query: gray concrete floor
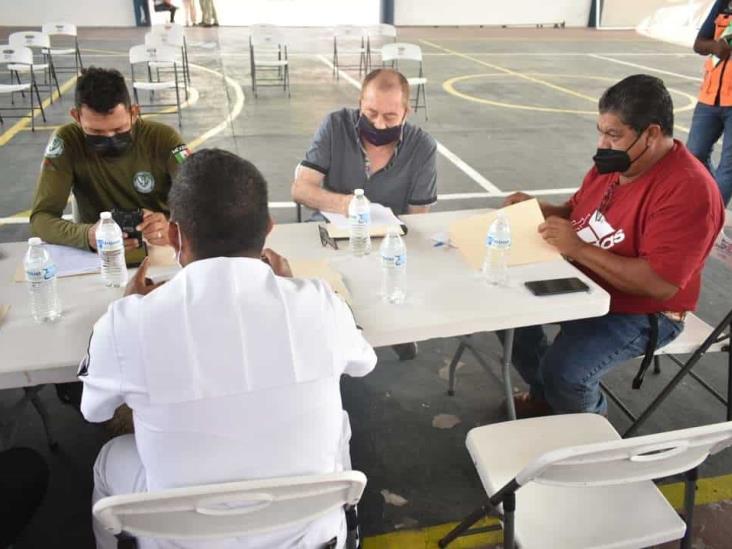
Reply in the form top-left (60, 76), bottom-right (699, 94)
top-left (0, 25), bottom-right (730, 548)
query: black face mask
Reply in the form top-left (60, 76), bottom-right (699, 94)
top-left (357, 114), bottom-right (403, 147)
top-left (592, 129), bottom-right (649, 174)
top-left (84, 130), bottom-right (133, 157)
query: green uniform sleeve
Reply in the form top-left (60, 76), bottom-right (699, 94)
top-left (30, 132), bottom-right (92, 250)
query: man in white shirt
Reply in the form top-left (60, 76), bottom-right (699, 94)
top-left (80, 149), bottom-right (377, 549)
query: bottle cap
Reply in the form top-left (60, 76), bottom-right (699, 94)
top-left (28, 237), bottom-right (42, 246)
top-left (100, 211), bottom-right (112, 220)
top-left (354, 189), bottom-right (364, 197)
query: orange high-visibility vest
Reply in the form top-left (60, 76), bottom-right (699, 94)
top-left (699, 13), bottom-right (732, 106)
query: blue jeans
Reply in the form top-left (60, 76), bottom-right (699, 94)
top-left (133, 0), bottom-right (151, 26)
top-left (510, 314), bottom-right (684, 415)
top-left (687, 102), bottom-right (732, 206)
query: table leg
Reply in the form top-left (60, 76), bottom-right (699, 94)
top-left (503, 329), bottom-right (516, 420)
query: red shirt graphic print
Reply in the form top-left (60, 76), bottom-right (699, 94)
top-left (568, 140), bottom-right (724, 314)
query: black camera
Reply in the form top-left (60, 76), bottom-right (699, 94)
top-left (111, 208), bottom-right (143, 242)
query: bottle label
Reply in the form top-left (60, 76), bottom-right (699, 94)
top-left (486, 234), bottom-right (511, 249)
top-left (97, 237), bottom-right (123, 251)
top-left (26, 264), bottom-right (57, 283)
top-left (25, 268), bottom-right (44, 283)
top-left (381, 253), bottom-right (406, 267)
top-left (350, 212), bottom-right (371, 225)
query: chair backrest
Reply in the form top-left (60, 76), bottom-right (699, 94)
top-left (0, 45), bottom-right (33, 66)
top-left (335, 25), bottom-right (368, 41)
top-left (9, 31), bottom-right (51, 50)
top-left (381, 42), bottom-right (423, 63)
top-left (93, 471), bottom-right (367, 540)
top-left (150, 23), bottom-right (184, 47)
top-left (129, 44), bottom-right (178, 65)
top-left (514, 419), bottom-right (732, 488)
top-left (250, 24), bottom-right (284, 48)
top-left (375, 24), bottom-right (397, 39)
top-left (711, 213), bottom-right (732, 271)
top-left (42, 22), bottom-right (77, 37)
top-left (145, 32), bottom-right (184, 52)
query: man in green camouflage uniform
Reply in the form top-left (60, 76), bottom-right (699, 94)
top-left (30, 67), bottom-right (190, 251)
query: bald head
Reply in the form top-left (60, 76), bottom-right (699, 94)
top-left (359, 69), bottom-right (410, 131)
top-left (360, 69), bottom-right (410, 110)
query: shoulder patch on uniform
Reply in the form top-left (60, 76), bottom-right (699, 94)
top-left (171, 143), bottom-right (191, 164)
top-left (44, 135), bottom-right (64, 158)
top-left (133, 171), bottom-right (156, 194)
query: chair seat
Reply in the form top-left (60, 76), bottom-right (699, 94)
top-left (148, 61), bottom-right (176, 69)
top-left (655, 313), bottom-right (727, 356)
top-left (0, 83), bottom-right (31, 93)
top-left (255, 60), bottom-right (288, 67)
top-left (407, 77), bottom-right (427, 86)
top-left (8, 63), bottom-right (49, 71)
top-left (133, 81), bottom-right (177, 91)
top-left (338, 48), bottom-right (366, 54)
top-left (46, 48), bottom-right (76, 55)
top-left (467, 414), bottom-right (686, 549)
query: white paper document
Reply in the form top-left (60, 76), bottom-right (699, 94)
top-left (321, 203), bottom-right (402, 229)
top-left (46, 245), bottom-right (100, 277)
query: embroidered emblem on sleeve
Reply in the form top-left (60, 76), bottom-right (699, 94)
top-left (44, 135), bottom-right (64, 158)
top-left (171, 144), bottom-right (191, 164)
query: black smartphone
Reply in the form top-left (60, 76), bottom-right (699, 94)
top-left (111, 208), bottom-right (143, 241)
top-left (525, 277), bottom-right (590, 296)
top-left (111, 208), bottom-right (147, 267)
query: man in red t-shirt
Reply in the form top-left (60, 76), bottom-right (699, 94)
top-left (505, 74), bottom-right (724, 417)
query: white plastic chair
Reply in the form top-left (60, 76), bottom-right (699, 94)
top-left (381, 42), bottom-right (427, 119)
top-left (332, 26), bottom-right (369, 80)
top-left (41, 22), bottom-right (83, 76)
top-left (129, 44), bottom-right (183, 128)
top-left (0, 45), bottom-right (46, 131)
top-left (366, 24), bottom-right (397, 70)
top-left (439, 414), bottom-right (732, 549)
top-left (149, 23), bottom-right (191, 86)
top-left (8, 31), bottom-right (61, 103)
top-left (145, 32), bottom-right (189, 100)
top-left (249, 25), bottom-right (290, 99)
top-left (93, 471), bottom-right (366, 545)
top-left (602, 220), bottom-right (732, 436)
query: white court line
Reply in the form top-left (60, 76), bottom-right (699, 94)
top-left (270, 201), bottom-right (298, 208)
top-left (1, 189), bottom-right (584, 224)
top-left (187, 63), bottom-right (245, 149)
top-left (419, 52), bottom-right (697, 57)
top-left (438, 188), bottom-right (578, 200)
top-left (180, 51), bottom-right (700, 59)
top-left (0, 214), bottom-right (73, 224)
top-left (314, 54), bottom-right (502, 195)
top-left (588, 54), bottom-right (701, 82)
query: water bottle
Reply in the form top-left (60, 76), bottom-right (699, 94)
top-left (96, 211), bottom-right (129, 287)
top-left (348, 189), bottom-right (372, 256)
top-left (481, 212), bottom-right (511, 286)
top-left (24, 237), bottom-right (61, 322)
top-left (380, 228), bottom-right (407, 304)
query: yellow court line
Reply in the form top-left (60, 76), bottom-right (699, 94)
top-left (19, 125), bottom-right (63, 132)
top-left (420, 39), bottom-right (597, 103)
top-left (0, 76), bottom-right (78, 147)
top-left (422, 39), bottom-right (692, 134)
top-left (363, 473), bottom-right (732, 548)
top-left (442, 73), bottom-right (697, 120)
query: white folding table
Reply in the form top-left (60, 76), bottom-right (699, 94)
top-left (0, 209), bottom-right (610, 419)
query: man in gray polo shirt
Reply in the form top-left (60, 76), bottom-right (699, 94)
top-left (292, 68), bottom-right (437, 216)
